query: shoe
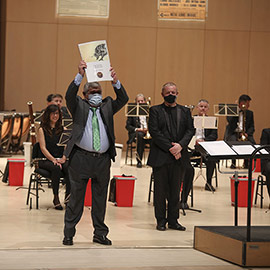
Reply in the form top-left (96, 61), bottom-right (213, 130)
top-left (156, 224), bottom-right (166, 231)
top-left (137, 162), bottom-right (142, 168)
top-left (93, 234), bottom-right (112, 245)
top-left (53, 196), bottom-right (63, 210)
top-left (53, 203), bottom-right (63, 210)
top-left (230, 164), bottom-right (236, 169)
top-left (63, 236), bottom-right (73, 245)
top-left (179, 202), bottom-right (189, 209)
top-left (168, 222), bottom-right (186, 231)
top-left (156, 220), bottom-right (167, 231)
top-left (205, 184), bottom-right (215, 192)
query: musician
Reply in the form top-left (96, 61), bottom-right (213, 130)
top-left (192, 99), bottom-right (218, 192)
top-left (62, 60), bottom-right (128, 246)
top-left (51, 94), bottom-right (72, 119)
top-left (224, 94), bottom-right (255, 169)
top-left (147, 82), bottom-right (194, 231)
top-left (37, 104), bottom-right (70, 210)
top-left (46, 94), bottom-right (54, 106)
top-left (125, 94), bottom-right (150, 168)
top-left (260, 128), bottom-right (270, 199)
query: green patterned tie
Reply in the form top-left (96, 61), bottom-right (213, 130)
top-left (91, 107), bottom-right (100, 151)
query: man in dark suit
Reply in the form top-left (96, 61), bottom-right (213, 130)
top-left (225, 94), bottom-right (255, 168)
top-left (191, 99), bottom-right (218, 192)
top-left (147, 82), bottom-right (194, 231)
top-left (62, 60), bottom-right (128, 246)
top-left (260, 128), bottom-right (270, 199)
top-left (125, 94), bottom-right (150, 168)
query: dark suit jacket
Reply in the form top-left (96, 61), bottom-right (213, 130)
top-left (147, 104), bottom-right (194, 168)
top-left (64, 80), bottom-right (128, 161)
top-left (125, 117), bottom-right (142, 143)
top-left (260, 128), bottom-right (270, 174)
top-left (225, 109), bottom-right (255, 143)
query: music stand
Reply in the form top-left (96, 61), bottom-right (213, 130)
top-left (57, 132), bottom-right (70, 147)
top-left (125, 103), bottom-right (149, 117)
top-left (214, 103), bottom-right (239, 116)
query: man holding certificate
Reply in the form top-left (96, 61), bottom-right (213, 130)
top-left (62, 60), bottom-right (128, 246)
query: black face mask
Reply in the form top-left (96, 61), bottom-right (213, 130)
top-left (164, 94), bottom-right (176, 104)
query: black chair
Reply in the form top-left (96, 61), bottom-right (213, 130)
top-left (26, 143), bottom-right (64, 209)
top-left (254, 174), bottom-right (268, 208)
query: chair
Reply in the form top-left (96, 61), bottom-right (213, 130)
top-left (254, 174), bottom-right (267, 208)
top-left (26, 143), bottom-right (64, 209)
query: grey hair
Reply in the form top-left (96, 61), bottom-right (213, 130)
top-left (162, 82), bottom-right (177, 93)
top-left (198, 99), bottom-right (209, 105)
top-left (135, 93), bottom-right (146, 102)
top-left (83, 82), bottom-right (101, 95)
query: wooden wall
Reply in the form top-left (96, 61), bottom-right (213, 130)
top-left (3, 0), bottom-right (270, 146)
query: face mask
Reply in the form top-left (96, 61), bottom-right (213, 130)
top-left (88, 93), bottom-right (102, 106)
top-left (164, 94), bottom-right (176, 104)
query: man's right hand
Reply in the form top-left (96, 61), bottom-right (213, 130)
top-left (79, 60), bottom-right (87, 76)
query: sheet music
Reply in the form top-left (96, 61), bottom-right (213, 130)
top-left (193, 116), bottom-right (217, 129)
top-left (199, 141), bottom-right (237, 156)
top-left (231, 145), bottom-right (256, 155)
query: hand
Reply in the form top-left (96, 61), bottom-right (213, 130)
top-left (79, 60), bottom-right (87, 76)
top-left (57, 156), bottom-right (66, 164)
top-left (169, 142), bottom-right (182, 157)
top-left (110, 66), bottom-right (118, 84)
top-left (174, 152), bottom-right (181, 160)
top-left (195, 138), bottom-right (204, 145)
top-left (136, 128), bottom-right (147, 134)
top-left (52, 158), bottom-right (62, 169)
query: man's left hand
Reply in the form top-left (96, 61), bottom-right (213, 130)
top-left (169, 142), bottom-right (182, 157)
top-left (110, 66), bottom-right (118, 84)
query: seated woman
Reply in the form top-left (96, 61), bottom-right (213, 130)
top-left (37, 104), bottom-right (70, 210)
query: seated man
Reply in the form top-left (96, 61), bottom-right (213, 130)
top-left (51, 94), bottom-right (72, 119)
top-left (260, 128), bottom-right (270, 201)
top-left (224, 94), bottom-right (255, 169)
top-left (191, 99), bottom-right (218, 192)
top-left (125, 94), bottom-right (150, 168)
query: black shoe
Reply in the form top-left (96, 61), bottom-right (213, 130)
top-left (156, 224), bottom-right (166, 231)
top-left (63, 236), bottom-right (73, 245)
top-left (205, 184), bottom-right (215, 192)
top-left (179, 202), bottom-right (189, 209)
top-left (168, 222), bottom-right (186, 231)
top-left (230, 164), bottom-right (236, 169)
top-left (93, 235), bottom-right (112, 245)
top-left (156, 220), bottom-right (167, 231)
top-left (137, 162), bottom-right (142, 168)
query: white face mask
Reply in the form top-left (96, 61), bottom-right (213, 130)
top-left (88, 93), bottom-right (102, 106)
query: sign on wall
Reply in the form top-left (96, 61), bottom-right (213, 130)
top-left (158, 0), bottom-right (207, 20)
top-left (57, 0), bottom-right (109, 18)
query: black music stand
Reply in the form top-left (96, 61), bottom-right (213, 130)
top-left (125, 103), bottom-right (149, 117)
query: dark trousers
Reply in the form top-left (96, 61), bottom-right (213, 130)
top-left (64, 148), bottom-right (111, 238)
top-left (204, 158), bottom-right (216, 186)
top-left (136, 132), bottom-right (151, 162)
top-left (153, 156), bottom-right (193, 224)
top-left (38, 160), bottom-right (70, 196)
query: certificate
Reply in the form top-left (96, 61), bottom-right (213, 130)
top-left (78, 40), bottom-right (112, 83)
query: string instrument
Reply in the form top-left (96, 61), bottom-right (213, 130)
top-left (27, 101), bottom-right (36, 145)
